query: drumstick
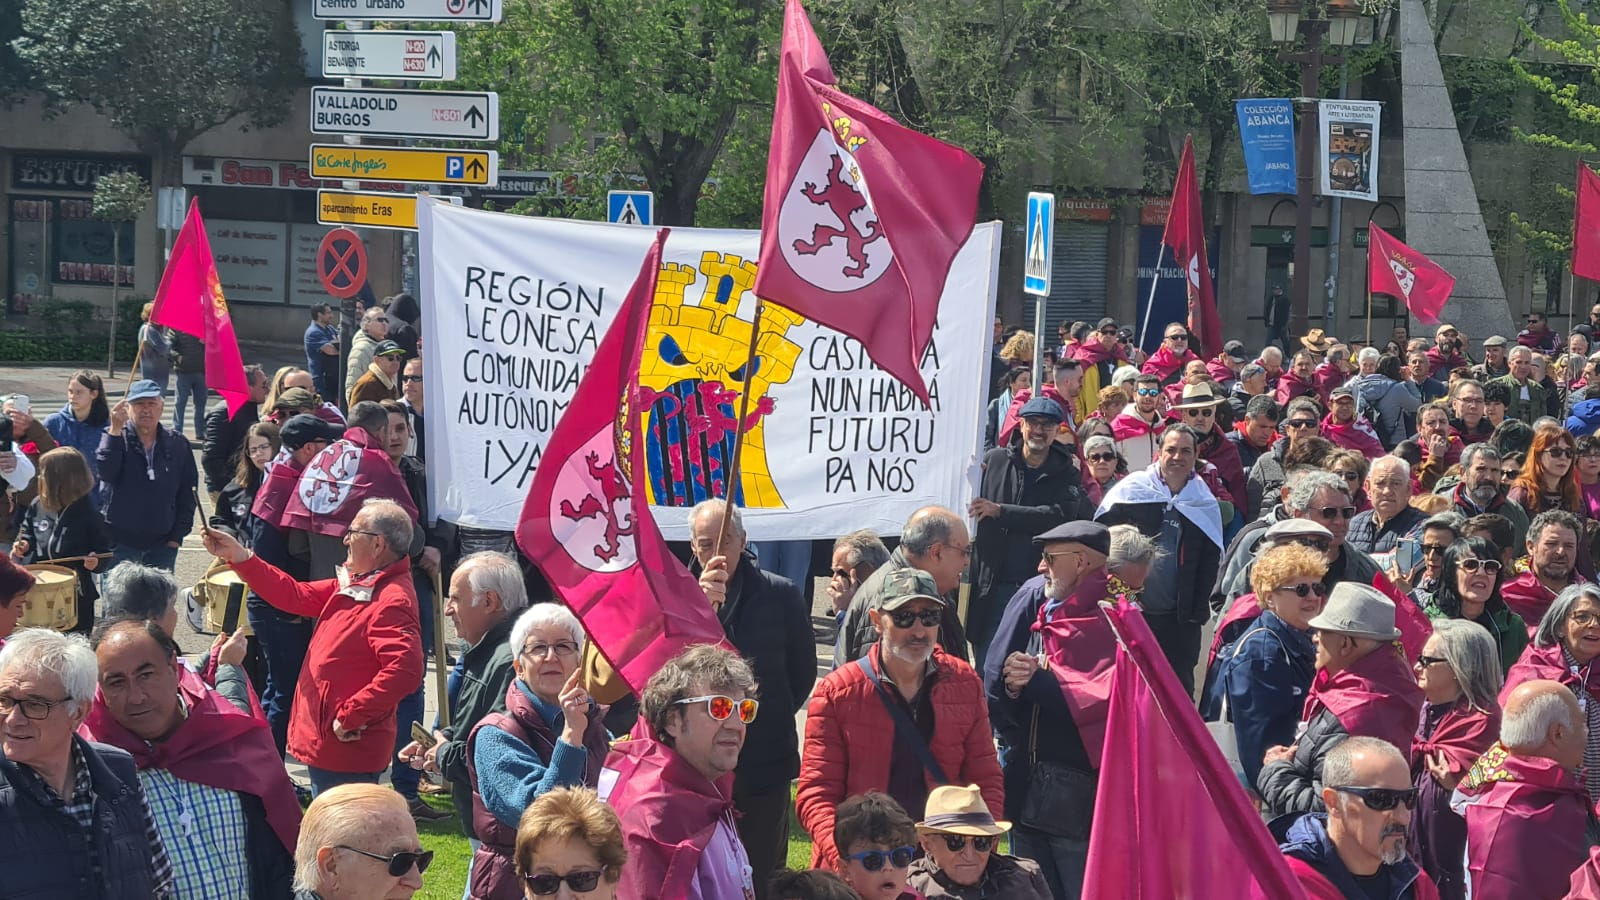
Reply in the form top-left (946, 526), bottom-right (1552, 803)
top-left (193, 487), bottom-right (212, 535)
top-left (31, 552), bottom-right (115, 566)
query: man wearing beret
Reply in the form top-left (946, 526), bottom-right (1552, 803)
top-left (967, 395), bottom-right (1088, 672)
top-left (982, 520), bottom-right (1114, 899)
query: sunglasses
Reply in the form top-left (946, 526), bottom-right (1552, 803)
top-left (1166, 334), bottom-right (1189, 342)
top-left (1336, 470), bottom-right (1361, 483)
top-left (1546, 446), bottom-right (1575, 459)
top-left (1416, 655), bottom-right (1448, 667)
top-left (674, 694), bottom-right (758, 723)
top-left (1284, 419), bottom-right (1317, 429)
top-left (1458, 557), bottom-right (1503, 574)
top-left (1291, 537), bottom-right (1333, 553)
top-left (888, 608), bottom-right (943, 628)
top-left (1277, 582), bottom-right (1329, 598)
top-left (400, 375), bottom-right (424, 383)
top-left (1421, 544), bottom-right (1449, 557)
top-left (1332, 786), bottom-right (1418, 811)
top-left (1183, 408), bottom-right (1215, 418)
top-left (1315, 506), bottom-right (1358, 520)
top-left (523, 870), bottom-right (605, 895)
top-left (336, 846), bottom-right (434, 877)
top-left (845, 846), bottom-right (917, 872)
top-left (1087, 452), bottom-right (1118, 463)
top-left (939, 834), bottom-right (998, 853)
top-left (1136, 388), bottom-right (1161, 397)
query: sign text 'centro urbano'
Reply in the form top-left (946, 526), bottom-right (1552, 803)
top-left (312, 0), bottom-right (503, 22)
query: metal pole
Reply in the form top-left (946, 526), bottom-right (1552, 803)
top-left (713, 301), bottom-right (766, 561)
top-left (1137, 243), bottom-right (1167, 350)
top-left (1325, 61), bottom-right (1349, 337)
top-left (1291, 17), bottom-right (1330, 339)
top-left (1031, 296), bottom-right (1047, 391)
top-left (431, 568), bottom-right (450, 728)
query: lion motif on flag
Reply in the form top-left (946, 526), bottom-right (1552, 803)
top-left (1388, 257), bottom-right (1415, 298)
top-left (549, 427), bottom-right (639, 573)
top-left (776, 124), bottom-right (894, 292)
top-left (296, 442), bottom-right (362, 515)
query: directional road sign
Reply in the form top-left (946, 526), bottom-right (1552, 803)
top-left (312, 0), bottom-right (502, 22)
top-left (311, 88), bottom-right (498, 141)
top-left (309, 144), bottom-right (499, 186)
top-left (1024, 192), bottom-right (1055, 297)
top-left (318, 190), bottom-right (463, 231)
top-left (322, 30), bottom-right (457, 81)
top-left (607, 190), bottom-right (653, 225)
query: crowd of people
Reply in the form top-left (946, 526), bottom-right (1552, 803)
top-left (10, 300), bottom-right (1600, 898)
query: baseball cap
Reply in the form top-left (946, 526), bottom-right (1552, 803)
top-left (125, 381), bottom-right (162, 402)
top-left (375, 340), bottom-right (406, 357)
top-left (1223, 340), bottom-right (1249, 362)
top-left (273, 387), bottom-right (316, 411)
top-left (280, 414), bottom-right (344, 450)
top-left (875, 568), bottom-right (946, 611)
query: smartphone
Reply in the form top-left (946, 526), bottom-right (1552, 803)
top-left (410, 721), bottom-right (436, 749)
top-left (1393, 537), bottom-right (1421, 577)
top-left (0, 417), bottom-right (11, 452)
top-left (222, 582), bottom-right (245, 635)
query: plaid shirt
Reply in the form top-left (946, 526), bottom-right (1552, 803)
top-left (27, 742), bottom-right (176, 898)
top-left (141, 769), bottom-right (250, 900)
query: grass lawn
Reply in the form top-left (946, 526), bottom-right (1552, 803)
top-left (413, 785), bottom-right (816, 899)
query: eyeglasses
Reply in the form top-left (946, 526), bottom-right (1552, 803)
top-left (335, 846), bottom-right (434, 877)
top-left (1087, 453), bottom-right (1118, 463)
top-left (939, 834), bottom-right (998, 853)
top-left (1456, 395), bottom-right (1484, 405)
top-left (1570, 611), bottom-right (1600, 628)
top-left (888, 608), bottom-right (944, 629)
top-left (1276, 582), bottom-right (1330, 598)
top-left (1458, 557), bottom-right (1503, 574)
top-left (346, 528), bottom-right (382, 539)
top-left (845, 846), bottom-right (916, 872)
top-left (1183, 408), bottom-right (1215, 418)
top-left (523, 870), bottom-right (605, 895)
top-left (1335, 470), bottom-right (1361, 483)
top-left (1166, 334), bottom-right (1189, 342)
top-left (1416, 655), bottom-right (1448, 667)
top-left (1291, 537), bottom-right (1333, 553)
top-left (1313, 506), bottom-right (1358, 520)
top-left (401, 375), bottom-right (424, 384)
top-left (1284, 419), bottom-right (1317, 430)
top-left (0, 694), bottom-right (70, 720)
top-left (830, 567), bottom-right (851, 578)
top-left (1331, 786), bottom-right (1418, 811)
top-left (1136, 388), bottom-right (1161, 397)
top-left (1099, 328), bottom-right (1118, 336)
top-left (521, 641), bottom-right (580, 659)
top-left (1546, 446), bottom-right (1575, 459)
top-left (943, 542), bottom-right (972, 559)
top-left (1421, 543), bottom-right (1449, 557)
top-left (674, 694), bottom-right (758, 723)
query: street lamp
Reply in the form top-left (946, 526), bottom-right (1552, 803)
top-left (1268, 0), bottom-right (1365, 338)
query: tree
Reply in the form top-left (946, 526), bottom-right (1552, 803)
top-left (14, 0), bottom-right (304, 185)
top-left (92, 172), bottom-right (151, 376)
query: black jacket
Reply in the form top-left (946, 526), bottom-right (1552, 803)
top-left (19, 496), bottom-right (112, 606)
top-left (168, 329), bottom-right (205, 375)
top-left (693, 551), bottom-right (817, 794)
top-left (1096, 498), bottom-right (1219, 624)
top-left (970, 441), bottom-right (1087, 602)
top-left (201, 401), bottom-right (259, 494)
top-left (1257, 705), bottom-right (1347, 815)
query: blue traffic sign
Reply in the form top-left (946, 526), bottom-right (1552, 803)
top-left (1024, 192), bottom-right (1054, 296)
top-left (446, 156), bottom-right (465, 179)
top-left (608, 190), bottom-right (653, 226)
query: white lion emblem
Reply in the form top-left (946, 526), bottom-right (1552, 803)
top-left (1388, 259), bottom-right (1415, 298)
top-left (296, 443), bottom-right (362, 516)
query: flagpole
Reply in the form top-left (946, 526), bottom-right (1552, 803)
top-left (1137, 244), bottom-right (1166, 351)
top-left (714, 300), bottom-right (767, 560)
top-left (1365, 240), bottom-right (1373, 346)
top-left (431, 568), bottom-right (450, 729)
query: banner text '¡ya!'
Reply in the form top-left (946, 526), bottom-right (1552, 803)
top-left (463, 268), bottom-right (605, 314)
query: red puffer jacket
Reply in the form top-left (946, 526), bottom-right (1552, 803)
top-left (235, 554), bottom-right (423, 773)
top-left (797, 644), bottom-right (1003, 869)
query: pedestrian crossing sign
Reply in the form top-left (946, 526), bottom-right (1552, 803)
top-left (608, 190), bottom-right (653, 226)
top-left (1024, 192), bottom-right (1054, 296)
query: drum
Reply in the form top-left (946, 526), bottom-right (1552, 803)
top-left (20, 565), bottom-right (78, 632)
top-left (198, 565), bottom-right (254, 637)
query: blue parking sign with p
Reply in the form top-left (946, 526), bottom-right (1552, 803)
top-left (446, 156), bottom-right (464, 179)
top-left (1024, 192), bottom-right (1054, 297)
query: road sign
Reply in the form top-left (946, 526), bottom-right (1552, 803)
top-left (312, 0), bottom-right (502, 22)
top-left (311, 88), bottom-right (498, 141)
top-left (309, 144), bottom-right (498, 186)
top-left (322, 30), bottom-right (457, 81)
top-left (318, 190), bottom-right (462, 231)
top-left (1024, 192), bottom-right (1055, 296)
top-left (317, 228), bottom-right (369, 299)
top-left (607, 190), bottom-right (653, 225)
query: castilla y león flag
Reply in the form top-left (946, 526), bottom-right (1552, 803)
top-left (1574, 163), bottom-right (1600, 282)
top-left (1084, 601), bottom-right (1308, 899)
top-left (1162, 135), bottom-right (1222, 357)
top-left (516, 228), bottom-right (729, 693)
top-left (150, 199), bottom-right (250, 415)
top-left (1368, 223), bottom-right (1454, 326)
top-left (754, 0), bottom-right (983, 404)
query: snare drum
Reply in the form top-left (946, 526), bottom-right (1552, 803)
top-left (198, 565), bottom-right (254, 637)
top-left (20, 565), bottom-right (78, 632)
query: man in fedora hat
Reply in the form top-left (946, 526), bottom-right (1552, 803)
top-left (982, 520), bottom-right (1113, 900)
top-left (1426, 324), bottom-right (1470, 378)
top-left (1171, 382), bottom-right (1246, 515)
top-left (1258, 583), bottom-right (1425, 816)
top-left (1320, 385), bottom-right (1385, 459)
top-left (1301, 328), bottom-right (1332, 356)
top-left (1276, 350), bottom-right (1320, 406)
top-left (907, 784), bottom-right (1051, 900)
top-left (967, 396), bottom-right (1087, 671)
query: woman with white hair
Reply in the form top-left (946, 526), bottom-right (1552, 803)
top-left (0, 628), bottom-right (176, 898)
top-left (1408, 618), bottom-right (1503, 900)
top-left (1504, 583), bottom-right (1600, 802)
top-left (1081, 434), bottom-right (1125, 506)
top-left (464, 603), bottom-right (613, 899)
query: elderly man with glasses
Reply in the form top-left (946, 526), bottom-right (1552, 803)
top-left (1348, 457), bottom-right (1426, 558)
top-left (344, 306), bottom-right (391, 402)
top-left (1141, 323), bottom-right (1200, 385)
top-left (293, 783), bottom-right (429, 899)
top-left (0, 628), bottom-right (176, 898)
top-left (202, 498), bottom-right (423, 797)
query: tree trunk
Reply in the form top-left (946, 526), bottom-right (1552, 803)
top-left (108, 228), bottom-right (120, 377)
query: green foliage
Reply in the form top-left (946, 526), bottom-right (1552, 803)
top-left (0, 295), bottom-right (141, 362)
top-left (93, 172), bottom-right (153, 224)
top-left (14, 0), bottom-right (304, 183)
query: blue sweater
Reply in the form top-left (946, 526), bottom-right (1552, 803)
top-left (472, 682), bottom-right (590, 828)
top-left (94, 425), bottom-right (198, 548)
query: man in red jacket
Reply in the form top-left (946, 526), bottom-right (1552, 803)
top-left (798, 567), bottom-right (1003, 871)
top-left (202, 497), bottom-right (423, 796)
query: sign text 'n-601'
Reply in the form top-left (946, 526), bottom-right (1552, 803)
top-left (312, 0), bottom-right (502, 22)
top-left (322, 30), bottom-right (457, 81)
top-left (309, 144), bottom-right (498, 186)
top-left (310, 87), bottom-right (498, 142)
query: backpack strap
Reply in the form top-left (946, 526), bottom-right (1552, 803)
top-left (855, 656), bottom-right (949, 785)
